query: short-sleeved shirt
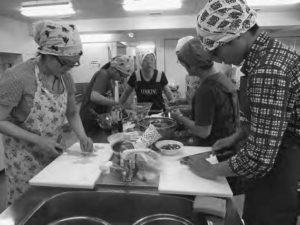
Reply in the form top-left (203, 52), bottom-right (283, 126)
top-left (192, 73), bottom-right (236, 146)
top-left (80, 63), bottom-right (113, 115)
top-left (128, 69), bottom-right (168, 111)
top-left (79, 63), bottom-right (114, 131)
top-left (0, 58), bottom-right (75, 124)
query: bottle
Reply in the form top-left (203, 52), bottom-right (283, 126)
top-left (117, 108), bottom-right (123, 132)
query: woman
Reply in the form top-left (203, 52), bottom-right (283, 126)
top-left (0, 20), bottom-right (93, 205)
top-left (120, 51), bottom-right (174, 113)
top-left (172, 37), bottom-right (246, 194)
top-left (173, 37), bottom-right (240, 147)
top-left (80, 55), bottom-right (134, 133)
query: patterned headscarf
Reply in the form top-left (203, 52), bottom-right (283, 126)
top-left (177, 37), bottom-right (213, 69)
top-left (196, 0), bottom-right (257, 51)
top-left (176, 36), bottom-right (194, 53)
top-left (33, 20), bottom-right (82, 56)
top-left (111, 55), bottom-right (134, 76)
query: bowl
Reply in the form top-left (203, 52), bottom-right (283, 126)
top-left (136, 102), bottom-right (152, 120)
top-left (137, 117), bottom-right (177, 139)
top-left (155, 140), bottom-right (183, 156)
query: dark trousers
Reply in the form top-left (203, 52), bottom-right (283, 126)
top-left (243, 133), bottom-right (300, 225)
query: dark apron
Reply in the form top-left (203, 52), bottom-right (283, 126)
top-left (135, 70), bottom-right (165, 112)
top-left (240, 76), bottom-right (300, 225)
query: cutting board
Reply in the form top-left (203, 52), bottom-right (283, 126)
top-left (158, 146), bottom-right (233, 198)
top-left (29, 143), bottom-right (113, 189)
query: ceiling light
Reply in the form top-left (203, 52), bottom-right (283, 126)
top-left (247, 0), bottom-right (300, 6)
top-left (123, 0), bottom-right (182, 11)
top-left (80, 34), bottom-right (113, 43)
top-left (20, 0), bottom-right (75, 17)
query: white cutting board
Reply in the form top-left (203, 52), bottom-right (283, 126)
top-left (29, 143), bottom-right (113, 189)
top-left (159, 146), bottom-right (233, 198)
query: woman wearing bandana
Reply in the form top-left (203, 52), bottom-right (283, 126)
top-left (0, 20), bottom-right (93, 205)
top-left (80, 56), bottom-right (134, 133)
top-left (194, 1), bottom-right (300, 224)
top-left (120, 51), bottom-right (174, 113)
top-left (174, 36), bottom-right (246, 195)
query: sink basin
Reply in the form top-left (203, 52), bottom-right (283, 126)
top-left (20, 191), bottom-right (208, 225)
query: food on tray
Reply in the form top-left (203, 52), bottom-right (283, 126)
top-left (160, 144), bottom-right (181, 150)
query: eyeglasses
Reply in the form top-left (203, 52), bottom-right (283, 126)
top-left (54, 56), bottom-right (80, 68)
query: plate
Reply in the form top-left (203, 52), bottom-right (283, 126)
top-left (155, 140), bottom-right (183, 156)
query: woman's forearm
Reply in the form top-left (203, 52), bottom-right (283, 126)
top-left (0, 121), bottom-right (41, 144)
top-left (90, 91), bottom-right (117, 106)
top-left (163, 85), bottom-right (175, 102)
top-left (178, 116), bottom-right (210, 138)
top-left (67, 111), bottom-right (88, 140)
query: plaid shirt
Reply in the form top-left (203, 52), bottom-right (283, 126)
top-left (229, 32), bottom-right (300, 178)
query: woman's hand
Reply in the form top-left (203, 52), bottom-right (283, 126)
top-left (35, 136), bottom-right (64, 155)
top-left (184, 152), bottom-right (217, 179)
top-left (79, 136), bottom-right (94, 154)
top-left (170, 109), bottom-right (183, 122)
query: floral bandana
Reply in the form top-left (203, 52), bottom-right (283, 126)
top-left (111, 55), bottom-right (134, 76)
top-left (33, 20), bottom-right (83, 56)
top-left (196, 0), bottom-right (257, 51)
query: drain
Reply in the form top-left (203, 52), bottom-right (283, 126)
top-left (47, 216), bottom-right (112, 225)
top-left (132, 214), bottom-right (194, 225)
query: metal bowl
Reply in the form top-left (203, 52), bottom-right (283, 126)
top-left (137, 117), bottom-right (177, 139)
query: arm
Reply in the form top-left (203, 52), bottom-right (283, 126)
top-left (65, 75), bottom-right (93, 153)
top-left (0, 106), bottom-right (45, 145)
top-left (90, 91), bottom-right (118, 106)
top-left (119, 85), bottom-right (134, 105)
top-left (229, 66), bottom-right (291, 178)
top-left (172, 112), bottom-right (211, 138)
top-left (0, 72), bottom-right (64, 153)
top-left (163, 85), bottom-right (175, 102)
top-left (89, 70), bottom-right (118, 106)
top-left (173, 85), bottom-right (214, 138)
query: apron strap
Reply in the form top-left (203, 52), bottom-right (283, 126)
top-left (156, 70), bottom-right (162, 82)
top-left (135, 70), bottom-right (141, 81)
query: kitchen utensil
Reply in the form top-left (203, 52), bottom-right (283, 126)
top-left (136, 102), bottom-right (152, 120)
top-left (137, 117), bottom-right (177, 139)
top-left (97, 113), bottom-right (112, 130)
top-left (155, 140), bottom-right (183, 156)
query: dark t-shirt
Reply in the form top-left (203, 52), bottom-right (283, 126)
top-left (192, 73), bottom-right (236, 146)
top-left (128, 69), bottom-right (168, 111)
top-left (80, 63), bottom-right (113, 131)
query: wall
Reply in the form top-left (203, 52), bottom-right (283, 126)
top-left (0, 16), bottom-right (36, 60)
top-left (71, 42), bottom-right (116, 83)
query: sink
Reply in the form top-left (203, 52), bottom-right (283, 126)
top-left (20, 191), bottom-right (208, 225)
